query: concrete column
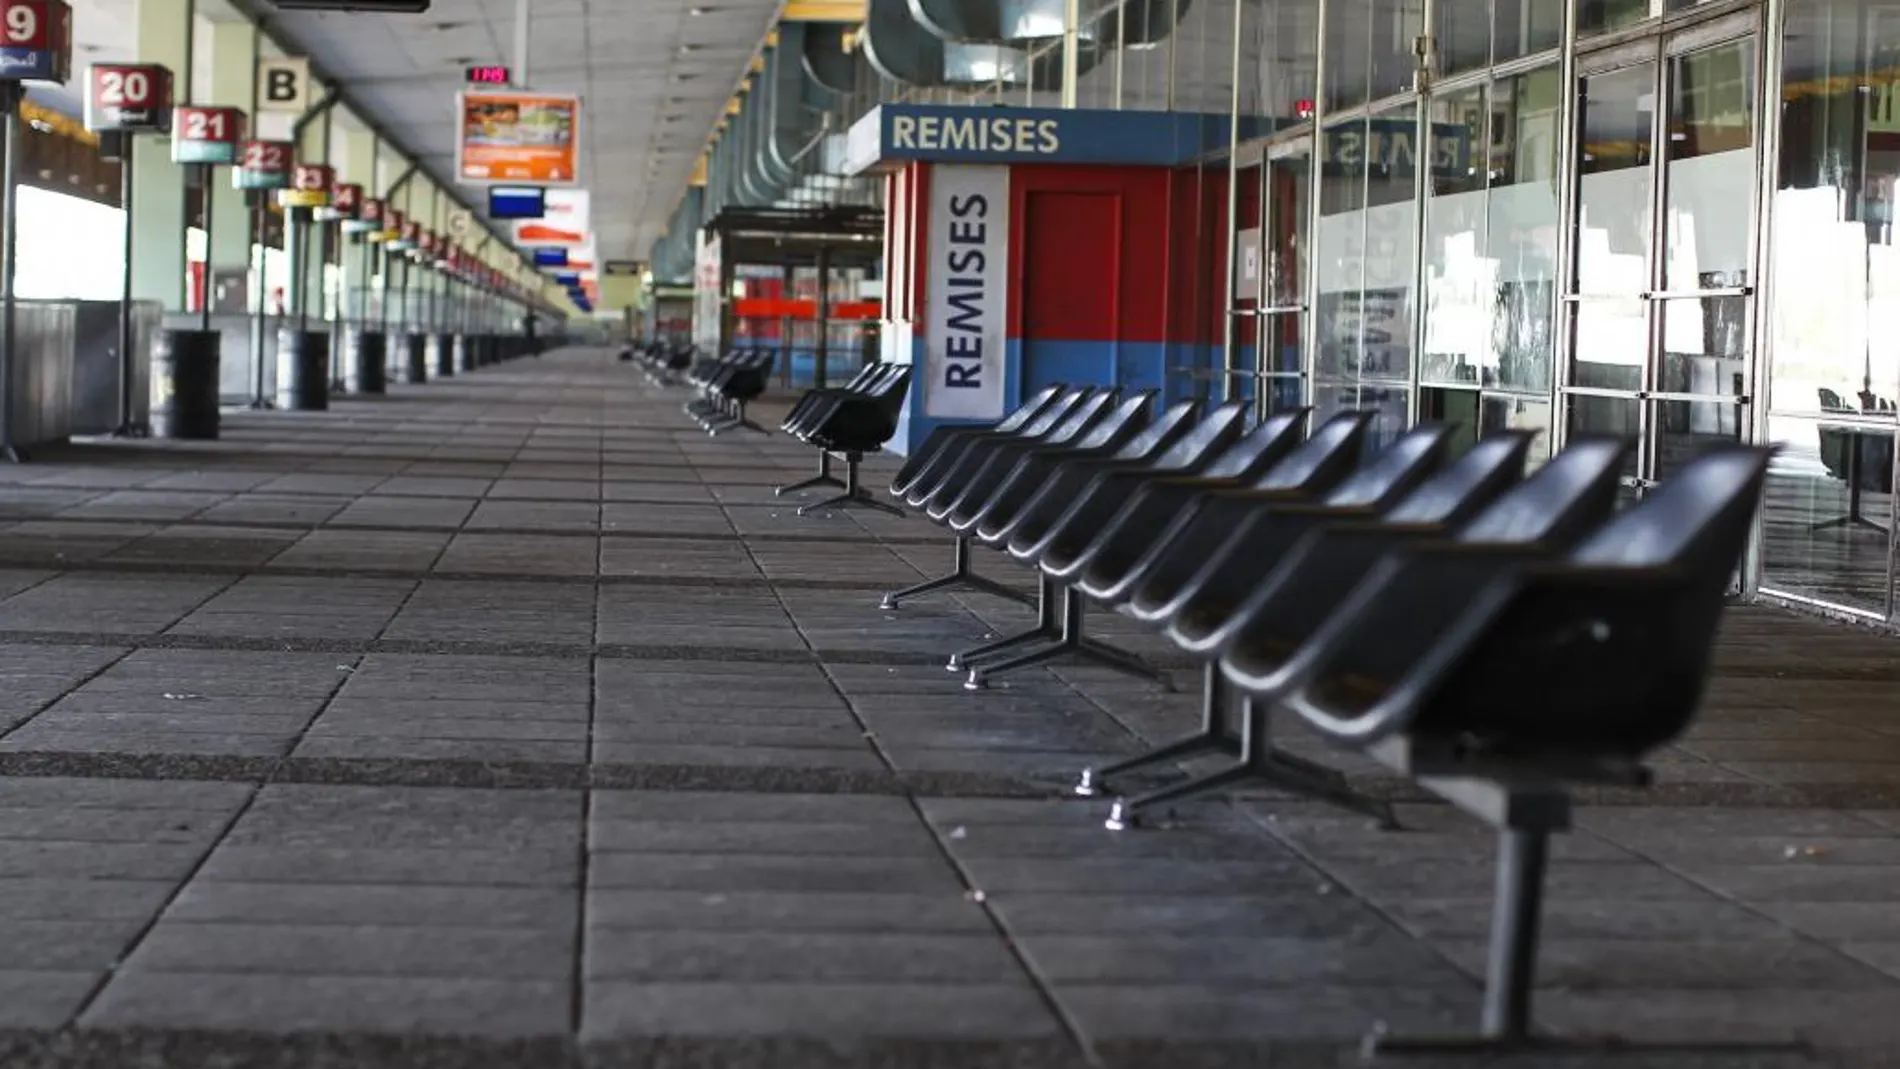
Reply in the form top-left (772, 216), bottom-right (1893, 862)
top-left (335, 124), bottom-right (376, 324)
top-left (295, 92), bottom-right (327, 323)
top-left (201, 21), bottom-right (255, 300)
top-left (129, 0), bottom-right (192, 310)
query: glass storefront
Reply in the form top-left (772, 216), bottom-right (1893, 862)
top-left (1219, 0), bottom-right (1900, 624)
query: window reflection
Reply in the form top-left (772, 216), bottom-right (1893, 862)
top-left (1573, 62), bottom-right (1655, 393)
top-left (1317, 105), bottom-right (1416, 386)
top-left (1579, 0), bottom-right (1655, 38)
top-left (1761, 417), bottom-right (1892, 616)
top-left (1323, 0), bottom-right (1425, 110)
top-left (1763, 0), bottom-right (1900, 615)
top-left (1423, 68), bottom-right (1560, 393)
top-left (1237, 0), bottom-right (1321, 123)
top-left (1437, 0), bottom-right (1562, 75)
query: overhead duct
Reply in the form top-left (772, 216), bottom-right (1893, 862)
top-left (865, 0), bottom-right (1187, 88)
top-left (802, 23), bottom-right (857, 97)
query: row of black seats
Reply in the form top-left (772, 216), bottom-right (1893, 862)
top-left (771, 363), bottom-right (915, 516)
top-left (878, 383), bottom-right (1771, 1052)
top-left (627, 340), bottom-right (697, 386)
top-left (675, 351), bottom-right (774, 436)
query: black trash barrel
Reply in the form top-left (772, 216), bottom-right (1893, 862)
top-left (404, 333), bottom-right (429, 384)
top-left (348, 329), bottom-right (388, 395)
top-left (432, 332), bottom-right (455, 377)
top-left (152, 328), bottom-right (221, 439)
top-left (276, 329), bottom-right (330, 411)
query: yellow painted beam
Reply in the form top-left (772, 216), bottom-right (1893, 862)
top-left (690, 155), bottom-right (708, 187)
top-left (781, 0), bottom-right (866, 21)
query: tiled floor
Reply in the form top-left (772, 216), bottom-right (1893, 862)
top-left (0, 347), bottom-right (1891, 1066)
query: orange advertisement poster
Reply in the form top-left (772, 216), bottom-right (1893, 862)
top-left (457, 91), bottom-right (580, 185)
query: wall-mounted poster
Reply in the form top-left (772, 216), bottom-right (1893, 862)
top-left (456, 90), bottom-right (580, 185)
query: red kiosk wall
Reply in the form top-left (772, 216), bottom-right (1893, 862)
top-left (1006, 164), bottom-right (1229, 405)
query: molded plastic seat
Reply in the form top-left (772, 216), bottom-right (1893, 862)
top-left (918, 391), bottom-right (1120, 517)
top-left (974, 400), bottom-right (1231, 546)
top-left (1168, 431), bottom-right (1537, 655)
top-left (902, 388), bottom-right (1098, 508)
top-left (890, 384), bottom-right (1068, 497)
top-left (807, 366), bottom-right (913, 449)
top-left (1209, 436), bottom-right (1630, 696)
top-left (791, 364), bottom-right (909, 438)
top-left (1020, 407), bottom-right (1309, 571)
top-left (783, 364), bottom-right (888, 434)
top-left (1122, 424), bottom-right (1457, 627)
top-left (941, 392), bottom-right (1159, 532)
top-left (1069, 412), bottom-right (1372, 605)
top-left (1276, 443), bottom-right (1771, 758)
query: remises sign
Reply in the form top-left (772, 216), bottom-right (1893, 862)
top-left (171, 106), bottom-right (243, 165)
top-left (922, 165), bottom-right (1007, 422)
top-left (83, 63), bottom-right (171, 133)
top-left (847, 104), bottom-right (1255, 174)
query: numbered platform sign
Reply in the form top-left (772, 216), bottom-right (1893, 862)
top-left (83, 63), bottom-right (171, 133)
top-left (329, 183), bottom-right (367, 227)
top-left (171, 106), bottom-right (243, 165)
top-left (357, 196), bottom-right (386, 237)
top-left (233, 140), bottom-right (293, 190)
top-left (0, 0), bottom-right (71, 84)
top-left (279, 163), bottom-right (332, 209)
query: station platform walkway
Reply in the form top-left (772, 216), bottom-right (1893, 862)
top-left (0, 347), bottom-right (1895, 1067)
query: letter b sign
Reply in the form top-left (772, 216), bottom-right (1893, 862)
top-left (256, 56), bottom-right (308, 112)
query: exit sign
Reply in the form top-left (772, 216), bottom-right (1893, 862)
top-left (465, 65), bottom-right (510, 85)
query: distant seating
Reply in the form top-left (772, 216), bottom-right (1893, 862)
top-left (686, 351), bottom-right (774, 435)
top-left (636, 341), bottom-right (696, 386)
top-left (776, 362), bottom-right (912, 516)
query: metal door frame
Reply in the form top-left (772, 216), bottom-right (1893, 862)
top-left (1554, 8), bottom-right (1762, 496)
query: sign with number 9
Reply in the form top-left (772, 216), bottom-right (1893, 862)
top-left (0, 0), bottom-right (70, 84)
top-left (84, 63), bottom-right (172, 133)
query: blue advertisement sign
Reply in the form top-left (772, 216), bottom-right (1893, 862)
top-left (846, 105), bottom-right (1268, 173)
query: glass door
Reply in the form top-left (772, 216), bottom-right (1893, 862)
top-left (1256, 137), bottom-right (1312, 418)
top-left (1561, 12), bottom-right (1759, 499)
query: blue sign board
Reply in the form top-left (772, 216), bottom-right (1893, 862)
top-left (846, 105), bottom-right (1269, 174)
top-left (533, 248), bottom-right (568, 268)
top-left (0, 48), bottom-right (59, 82)
top-left (553, 271), bottom-right (580, 286)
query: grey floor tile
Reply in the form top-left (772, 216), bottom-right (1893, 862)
top-left (581, 981), bottom-right (1059, 1040)
top-left (84, 971), bottom-right (570, 1035)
